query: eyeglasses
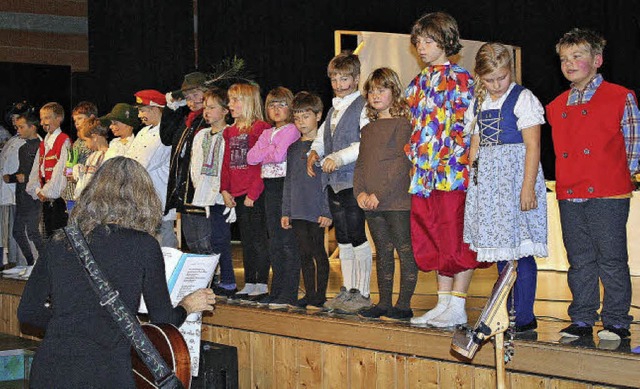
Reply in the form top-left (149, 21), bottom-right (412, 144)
top-left (267, 102), bottom-right (288, 110)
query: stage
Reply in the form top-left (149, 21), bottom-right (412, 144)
top-left (1, 244), bottom-right (639, 388)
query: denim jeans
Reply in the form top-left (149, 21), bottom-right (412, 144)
top-left (327, 187), bottom-right (367, 246)
top-left (209, 204), bottom-right (235, 286)
top-left (264, 178), bottom-right (299, 303)
top-left (559, 198), bottom-right (632, 327)
top-left (235, 194), bottom-right (270, 284)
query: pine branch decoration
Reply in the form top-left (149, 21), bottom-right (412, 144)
top-left (204, 56), bottom-right (253, 87)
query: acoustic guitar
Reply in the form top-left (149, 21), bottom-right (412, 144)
top-left (131, 323), bottom-right (192, 389)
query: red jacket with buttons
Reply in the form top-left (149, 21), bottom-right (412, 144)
top-left (547, 81), bottom-right (634, 200)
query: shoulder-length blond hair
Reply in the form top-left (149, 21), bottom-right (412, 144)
top-left (363, 67), bottom-right (409, 121)
top-left (228, 83), bottom-right (264, 130)
top-left (473, 42), bottom-right (514, 115)
top-left (68, 156), bottom-right (162, 237)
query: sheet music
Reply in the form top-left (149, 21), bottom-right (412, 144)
top-left (139, 247), bottom-right (220, 376)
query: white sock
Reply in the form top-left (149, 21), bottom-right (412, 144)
top-left (411, 292), bottom-right (452, 324)
top-left (249, 283), bottom-right (268, 295)
top-left (238, 283), bottom-right (255, 294)
top-left (353, 241), bottom-right (372, 297)
top-left (338, 243), bottom-right (355, 290)
top-left (428, 295), bottom-right (467, 327)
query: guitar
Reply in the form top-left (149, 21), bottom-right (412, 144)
top-left (131, 323), bottom-right (192, 389)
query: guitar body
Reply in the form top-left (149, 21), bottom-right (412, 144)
top-left (131, 323), bottom-right (191, 389)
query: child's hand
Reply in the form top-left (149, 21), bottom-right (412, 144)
top-left (317, 216), bottom-right (332, 228)
top-left (281, 216), bottom-right (291, 229)
top-left (520, 186), bottom-right (537, 211)
top-left (2, 175), bottom-right (9, 183)
top-left (357, 192), bottom-right (369, 209)
top-left (307, 151), bottom-right (319, 177)
top-left (16, 174), bottom-right (25, 183)
top-left (367, 193), bottom-right (380, 210)
top-left (244, 196), bottom-right (254, 207)
top-left (321, 158), bottom-right (337, 173)
top-left (221, 191), bottom-right (236, 208)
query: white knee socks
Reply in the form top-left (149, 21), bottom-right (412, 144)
top-left (353, 241), bottom-right (372, 297)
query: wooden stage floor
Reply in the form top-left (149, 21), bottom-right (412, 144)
top-left (226, 243), bottom-right (640, 355)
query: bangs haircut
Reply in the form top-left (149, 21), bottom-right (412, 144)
top-left (410, 12), bottom-right (463, 57)
top-left (204, 87), bottom-right (230, 120)
top-left (67, 157), bottom-right (162, 238)
top-left (291, 91), bottom-right (323, 114)
top-left (363, 67), bottom-right (409, 121)
top-left (327, 51), bottom-right (361, 78)
top-left (228, 83), bottom-right (264, 130)
top-left (41, 102), bottom-right (65, 121)
top-left (72, 101), bottom-right (98, 117)
top-left (265, 87), bottom-right (294, 125)
top-left (555, 28), bottom-right (606, 56)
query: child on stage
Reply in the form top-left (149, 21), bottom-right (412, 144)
top-left (547, 28), bottom-right (640, 341)
top-left (354, 68), bottom-right (418, 320)
top-left (221, 83), bottom-right (271, 302)
top-left (463, 42), bottom-right (548, 333)
top-left (307, 52), bottom-right (372, 314)
top-left (247, 87), bottom-right (301, 308)
top-left (282, 92), bottom-right (332, 309)
top-left (405, 12), bottom-right (490, 327)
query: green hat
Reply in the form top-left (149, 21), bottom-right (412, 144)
top-left (99, 103), bottom-right (140, 128)
top-left (171, 72), bottom-right (207, 99)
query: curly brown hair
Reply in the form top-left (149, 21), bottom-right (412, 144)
top-left (67, 157), bottom-right (162, 238)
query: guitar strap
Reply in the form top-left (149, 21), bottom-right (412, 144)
top-left (64, 225), bottom-right (185, 389)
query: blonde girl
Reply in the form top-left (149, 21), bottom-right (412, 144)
top-left (463, 42), bottom-right (547, 332)
top-left (354, 67), bottom-right (418, 319)
top-left (220, 83), bottom-right (272, 301)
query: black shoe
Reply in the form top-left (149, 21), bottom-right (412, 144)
top-left (254, 295), bottom-right (274, 306)
top-left (559, 322), bottom-right (593, 338)
top-left (212, 284), bottom-right (238, 298)
top-left (514, 317), bottom-right (538, 333)
top-left (358, 305), bottom-right (389, 318)
top-left (296, 297), bottom-right (309, 308)
top-left (598, 325), bottom-right (631, 341)
top-left (385, 307), bottom-right (413, 320)
top-left (247, 293), bottom-right (269, 302)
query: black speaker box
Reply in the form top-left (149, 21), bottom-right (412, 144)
top-left (190, 341), bottom-right (238, 389)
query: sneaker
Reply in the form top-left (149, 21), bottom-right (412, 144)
top-left (559, 322), bottom-right (592, 338)
top-left (358, 305), bottom-right (389, 319)
top-left (230, 283), bottom-right (255, 300)
top-left (2, 265), bottom-right (28, 275)
top-left (514, 317), bottom-right (538, 333)
top-left (324, 287), bottom-right (348, 310)
top-left (269, 300), bottom-right (294, 310)
top-left (336, 289), bottom-right (372, 314)
top-left (385, 307), bottom-right (413, 320)
top-left (597, 325), bottom-right (631, 341)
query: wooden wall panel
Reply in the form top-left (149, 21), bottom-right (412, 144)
top-left (375, 352), bottom-right (398, 389)
top-left (298, 339), bottom-right (322, 389)
top-left (228, 329), bottom-right (251, 389)
top-left (511, 374), bottom-right (548, 388)
top-left (439, 362), bottom-right (474, 389)
top-left (473, 367), bottom-right (497, 389)
top-left (348, 347), bottom-right (376, 389)
top-left (406, 356), bottom-right (438, 388)
top-left (321, 343), bottom-right (348, 389)
top-left (250, 332), bottom-right (274, 389)
top-left (549, 380), bottom-right (591, 389)
top-left (0, 30), bottom-right (87, 51)
top-left (273, 336), bottom-right (298, 389)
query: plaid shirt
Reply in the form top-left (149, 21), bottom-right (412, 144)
top-left (567, 74), bottom-right (640, 173)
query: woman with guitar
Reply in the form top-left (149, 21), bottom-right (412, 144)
top-left (18, 157), bottom-right (216, 388)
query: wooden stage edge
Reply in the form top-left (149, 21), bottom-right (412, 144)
top-left (2, 278), bottom-right (638, 388)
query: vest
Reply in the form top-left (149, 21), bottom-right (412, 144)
top-left (39, 132), bottom-right (70, 186)
top-left (546, 81), bottom-right (635, 200)
top-left (322, 95), bottom-right (366, 192)
top-left (476, 84), bottom-right (524, 147)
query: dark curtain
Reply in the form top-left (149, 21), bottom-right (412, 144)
top-left (72, 0), bottom-right (195, 115)
top-left (198, 0), bottom-right (640, 178)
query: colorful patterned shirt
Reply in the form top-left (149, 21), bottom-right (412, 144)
top-left (405, 63), bottom-right (474, 197)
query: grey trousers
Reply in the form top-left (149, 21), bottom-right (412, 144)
top-left (558, 198), bottom-right (632, 327)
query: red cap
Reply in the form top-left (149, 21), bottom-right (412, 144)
top-left (134, 90), bottom-right (166, 107)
